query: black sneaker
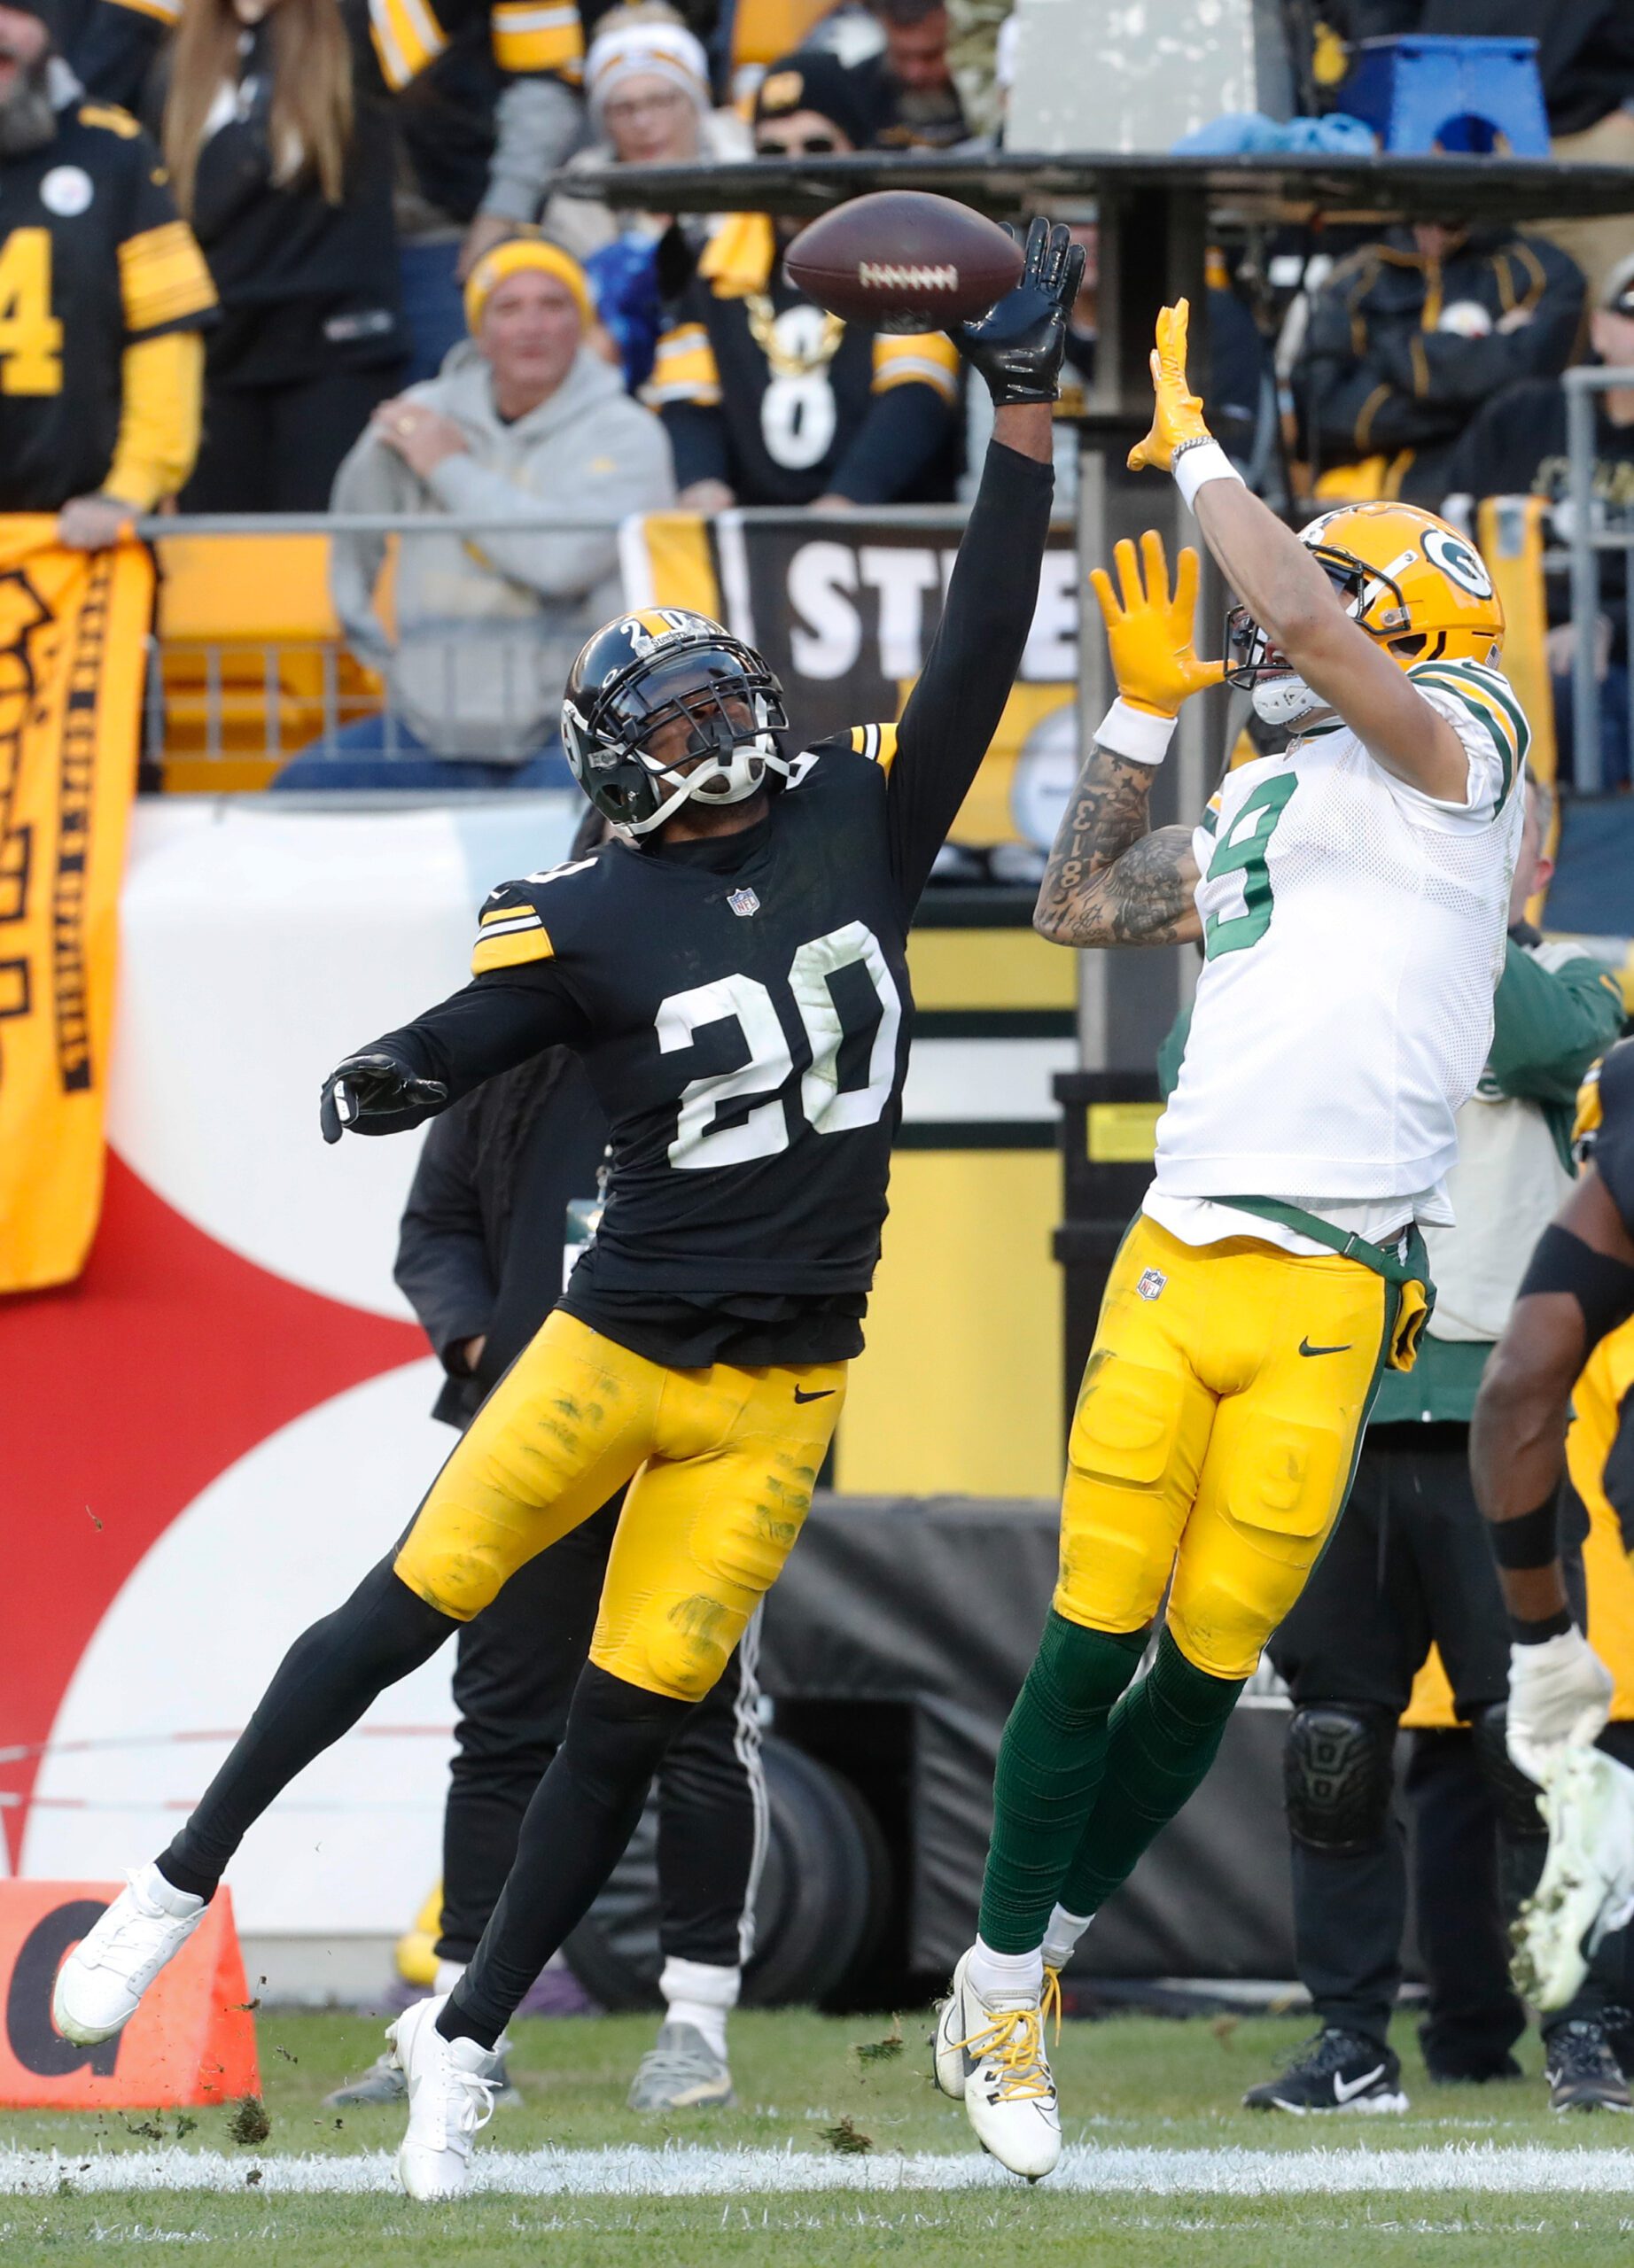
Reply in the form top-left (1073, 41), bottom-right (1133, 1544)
top-left (1545, 2020), bottom-right (1632, 2113)
top-left (1242, 2027), bottom-right (1408, 2114)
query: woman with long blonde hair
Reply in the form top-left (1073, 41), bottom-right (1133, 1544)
top-left (163, 0), bottom-right (404, 509)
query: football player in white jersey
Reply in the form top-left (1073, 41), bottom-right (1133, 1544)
top-left (934, 301), bottom-right (1528, 2180)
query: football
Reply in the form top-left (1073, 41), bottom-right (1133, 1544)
top-left (783, 190), bottom-right (1023, 333)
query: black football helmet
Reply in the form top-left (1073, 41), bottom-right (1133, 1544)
top-left (561, 609), bottom-right (790, 837)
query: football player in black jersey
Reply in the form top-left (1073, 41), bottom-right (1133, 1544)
top-left (53, 217), bottom-right (1084, 2199)
top-left (1468, 1038), bottom-right (1634, 2010)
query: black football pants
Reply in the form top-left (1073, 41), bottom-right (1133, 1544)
top-left (436, 1495), bottom-right (764, 1974)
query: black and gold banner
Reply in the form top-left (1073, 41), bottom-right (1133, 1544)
top-left (0, 523), bottom-right (152, 1292)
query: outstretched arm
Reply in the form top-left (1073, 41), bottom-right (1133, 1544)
top-left (1134, 300), bottom-right (1469, 804)
top-left (883, 219), bottom-right (1080, 906)
top-left (1034, 532), bottom-right (1210, 948)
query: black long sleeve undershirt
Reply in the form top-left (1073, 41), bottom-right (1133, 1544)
top-left (884, 435), bottom-right (1054, 908)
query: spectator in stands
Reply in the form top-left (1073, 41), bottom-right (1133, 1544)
top-left (273, 237), bottom-right (672, 790)
top-left (1332, 4), bottom-right (1634, 295)
top-left (841, 0), bottom-right (969, 150)
top-left (1292, 218), bottom-right (1584, 504)
top-left (0, 0), bottom-right (214, 543)
top-left (162, 0), bottom-right (406, 511)
top-left (542, 11), bottom-right (748, 262)
top-left (540, 9), bottom-right (749, 390)
top-left (1444, 252), bottom-right (1634, 790)
top-left (646, 48), bottom-right (960, 512)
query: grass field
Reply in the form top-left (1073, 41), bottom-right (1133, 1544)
top-left (8, 2007), bottom-right (1634, 2264)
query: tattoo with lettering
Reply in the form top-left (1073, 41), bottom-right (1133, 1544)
top-left (1033, 743), bottom-right (1201, 946)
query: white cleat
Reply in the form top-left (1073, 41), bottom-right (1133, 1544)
top-left (389, 1993), bottom-right (506, 2202)
top-left (51, 1864), bottom-right (206, 2045)
top-left (932, 1952), bottom-right (1061, 2181)
top-left (1515, 1747), bottom-right (1634, 2011)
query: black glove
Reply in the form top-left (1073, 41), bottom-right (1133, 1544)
top-left (319, 1051), bottom-right (447, 1145)
top-left (953, 217), bottom-right (1085, 408)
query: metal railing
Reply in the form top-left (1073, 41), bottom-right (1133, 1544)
top-left (1564, 365), bottom-right (1634, 796)
top-left (133, 505), bottom-right (1001, 780)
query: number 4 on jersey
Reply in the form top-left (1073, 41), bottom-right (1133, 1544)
top-left (1203, 773), bottom-right (1297, 959)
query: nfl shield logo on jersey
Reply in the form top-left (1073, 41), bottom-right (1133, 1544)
top-left (1136, 1269), bottom-right (1167, 1301)
top-left (728, 888), bottom-right (760, 918)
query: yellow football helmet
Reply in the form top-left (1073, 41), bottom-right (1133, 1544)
top-left (1226, 501), bottom-right (1506, 726)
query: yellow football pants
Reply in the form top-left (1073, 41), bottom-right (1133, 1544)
top-left (1057, 1216), bottom-right (1394, 1681)
top-left (393, 1310), bottom-right (845, 1702)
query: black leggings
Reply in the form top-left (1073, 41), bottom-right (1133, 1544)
top-left (440, 1497), bottom-right (765, 1974)
top-left (182, 361), bottom-right (403, 513)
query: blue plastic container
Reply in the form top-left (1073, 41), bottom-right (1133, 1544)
top-left (1342, 35), bottom-right (1550, 157)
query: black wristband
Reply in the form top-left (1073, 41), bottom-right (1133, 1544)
top-left (1510, 1607), bottom-right (1574, 1644)
top-left (1489, 1495), bottom-right (1561, 1571)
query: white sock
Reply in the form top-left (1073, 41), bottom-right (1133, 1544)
top-left (1040, 1906), bottom-right (1093, 1974)
top-left (432, 1958), bottom-right (466, 1997)
top-left (660, 1956), bottom-right (738, 2061)
top-left (139, 1862), bottom-right (204, 1918)
top-left (967, 1935), bottom-right (1044, 2004)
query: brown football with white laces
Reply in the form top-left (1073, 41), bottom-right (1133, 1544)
top-left (783, 191), bottom-right (1023, 333)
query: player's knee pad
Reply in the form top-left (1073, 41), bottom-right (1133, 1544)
top-left (1284, 1704), bottom-right (1396, 1854)
top-left (601, 1594), bottom-right (743, 1706)
top-left (1470, 1704), bottom-right (1547, 1840)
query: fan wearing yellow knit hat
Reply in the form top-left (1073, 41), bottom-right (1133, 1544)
top-left (269, 237), bottom-right (675, 794)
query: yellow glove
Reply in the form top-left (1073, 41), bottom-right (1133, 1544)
top-left (1088, 532), bottom-right (1225, 718)
top-left (1127, 299), bottom-right (1212, 475)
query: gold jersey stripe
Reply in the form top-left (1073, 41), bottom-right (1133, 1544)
top-left (479, 902), bottom-right (545, 927)
top-left (472, 925), bottom-right (556, 975)
top-left (848, 720), bottom-right (899, 773)
top-left (492, 0), bottom-right (583, 74)
top-left (642, 328), bottom-right (722, 407)
top-left (370, 0), bottom-right (448, 89)
top-left (872, 330), bottom-right (960, 402)
top-left (119, 223), bottom-right (216, 334)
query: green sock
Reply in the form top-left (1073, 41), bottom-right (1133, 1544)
top-left (1056, 1627), bottom-right (1243, 1919)
top-left (977, 1611), bottom-right (1146, 1954)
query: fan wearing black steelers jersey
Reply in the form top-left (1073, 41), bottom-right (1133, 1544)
top-left (50, 219), bottom-right (1082, 2202)
top-left (0, 0), bottom-right (214, 542)
top-left (1467, 1041), bottom-right (1634, 2015)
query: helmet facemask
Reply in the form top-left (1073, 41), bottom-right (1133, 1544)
top-left (563, 638), bottom-right (790, 838)
top-left (1224, 548), bottom-right (1417, 729)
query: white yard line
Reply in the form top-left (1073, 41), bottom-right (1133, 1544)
top-left (11, 2143), bottom-right (1634, 2199)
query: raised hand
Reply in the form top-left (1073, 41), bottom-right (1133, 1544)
top-left (1127, 299), bottom-right (1213, 474)
top-left (953, 217), bottom-right (1086, 408)
top-left (1088, 532), bottom-right (1225, 718)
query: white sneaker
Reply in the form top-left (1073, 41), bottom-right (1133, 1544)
top-left (51, 1865), bottom-right (206, 2045)
top-left (389, 1994), bottom-right (506, 2202)
top-left (1516, 1747), bottom-right (1634, 2011)
top-left (932, 1952), bottom-right (1061, 2180)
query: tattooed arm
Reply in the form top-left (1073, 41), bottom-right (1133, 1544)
top-left (1032, 743), bottom-right (1202, 948)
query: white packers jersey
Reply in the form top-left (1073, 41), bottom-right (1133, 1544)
top-left (1153, 657), bottom-right (1528, 1208)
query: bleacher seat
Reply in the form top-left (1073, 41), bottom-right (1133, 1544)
top-left (154, 534), bottom-right (385, 792)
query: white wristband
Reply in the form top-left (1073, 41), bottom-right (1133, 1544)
top-left (1174, 439), bottom-right (1244, 512)
top-left (1096, 697), bottom-right (1176, 765)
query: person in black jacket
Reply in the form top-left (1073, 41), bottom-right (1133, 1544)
top-left (1293, 221), bottom-right (1583, 506)
top-left (323, 813), bottom-right (767, 2115)
top-left (160, 0), bottom-right (406, 509)
top-left (1443, 253), bottom-right (1634, 788)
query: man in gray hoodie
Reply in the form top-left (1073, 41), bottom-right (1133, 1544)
top-left (276, 239), bottom-right (674, 792)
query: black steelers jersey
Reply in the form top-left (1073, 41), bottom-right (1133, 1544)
top-left (1582, 1040), bottom-right (1634, 1238)
top-left (358, 439), bottom-right (1053, 1363)
top-left (0, 102), bottom-right (215, 511)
